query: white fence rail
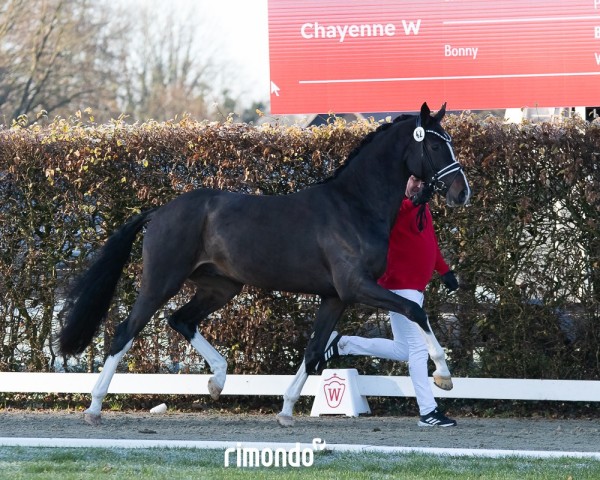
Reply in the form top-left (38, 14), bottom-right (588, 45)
top-left (1, 373), bottom-right (599, 402)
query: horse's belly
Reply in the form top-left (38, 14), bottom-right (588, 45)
top-left (228, 256), bottom-right (335, 295)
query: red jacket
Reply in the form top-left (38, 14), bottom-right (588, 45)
top-left (378, 198), bottom-right (449, 291)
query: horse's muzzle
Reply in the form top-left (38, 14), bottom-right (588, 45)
top-left (446, 185), bottom-right (470, 207)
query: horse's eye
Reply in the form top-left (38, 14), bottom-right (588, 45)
top-left (431, 144), bottom-right (440, 151)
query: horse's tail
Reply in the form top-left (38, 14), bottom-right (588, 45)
top-left (58, 208), bottom-right (157, 356)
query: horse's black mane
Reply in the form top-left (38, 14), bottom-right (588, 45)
top-left (322, 114), bottom-right (416, 183)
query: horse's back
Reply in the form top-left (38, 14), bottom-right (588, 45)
top-left (202, 189), bottom-right (337, 292)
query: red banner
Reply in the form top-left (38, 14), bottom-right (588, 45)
top-left (268, 0), bottom-right (600, 114)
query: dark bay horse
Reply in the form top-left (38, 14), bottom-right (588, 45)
top-left (58, 103), bottom-right (470, 426)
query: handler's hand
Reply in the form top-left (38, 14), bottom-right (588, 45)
top-left (441, 270), bottom-right (459, 292)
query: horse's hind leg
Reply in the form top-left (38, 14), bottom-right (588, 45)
top-left (84, 291), bottom-right (169, 425)
top-left (84, 337), bottom-right (132, 425)
top-left (420, 318), bottom-right (453, 391)
top-left (168, 276), bottom-right (242, 400)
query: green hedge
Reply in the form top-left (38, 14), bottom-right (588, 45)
top-left (0, 114), bottom-right (598, 380)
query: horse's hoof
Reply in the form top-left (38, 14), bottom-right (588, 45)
top-left (84, 412), bottom-right (101, 426)
top-left (276, 414), bottom-right (295, 427)
top-left (208, 377), bottom-right (223, 400)
top-left (433, 375), bottom-right (453, 391)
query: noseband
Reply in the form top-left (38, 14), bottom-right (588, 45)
top-left (411, 119), bottom-right (463, 205)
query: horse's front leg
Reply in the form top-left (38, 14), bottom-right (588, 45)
top-left (350, 280), bottom-right (453, 389)
top-left (277, 360), bottom-right (308, 427)
top-left (420, 318), bottom-right (453, 391)
top-left (276, 296), bottom-right (346, 426)
top-left (303, 297), bottom-right (347, 374)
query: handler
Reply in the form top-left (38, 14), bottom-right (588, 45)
top-left (321, 175), bottom-right (459, 427)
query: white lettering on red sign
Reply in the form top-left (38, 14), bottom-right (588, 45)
top-left (445, 44), bottom-right (479, 59)
top-left (299, 21), bottom-right (424, 42)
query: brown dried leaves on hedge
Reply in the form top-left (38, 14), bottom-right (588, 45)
top-left (0, 114), bottom-right (598, 379)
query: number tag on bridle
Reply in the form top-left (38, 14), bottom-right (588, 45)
top-left (413, 126), bottom-right (425, 142)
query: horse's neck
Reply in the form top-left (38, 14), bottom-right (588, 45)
top-left (332, 146), bottom-right (408, 230)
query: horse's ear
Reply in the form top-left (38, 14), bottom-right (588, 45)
top-left (420, 102), bottom-right (431, 125)
top-left (434, 103), bottom-right (447, 121)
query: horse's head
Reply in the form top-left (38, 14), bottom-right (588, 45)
top-left (406, 103), bottom-right (471, 207)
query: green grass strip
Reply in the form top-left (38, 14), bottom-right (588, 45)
top-left (1, 447), bottom-right (600, 480)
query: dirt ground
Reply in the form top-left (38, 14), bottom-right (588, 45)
top-left (1, 410), bottom-right (599, 452)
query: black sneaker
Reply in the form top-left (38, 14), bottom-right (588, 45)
top-left (418, 408), bottom-right (457, 427)
top-left (315, 331), bottom-right (342, 372)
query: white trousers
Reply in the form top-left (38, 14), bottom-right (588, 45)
top-left (338, 289), bottom-right (437, 415)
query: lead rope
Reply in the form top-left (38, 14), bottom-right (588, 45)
top-left (416, 202), bottom-right (428, 232)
